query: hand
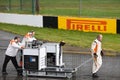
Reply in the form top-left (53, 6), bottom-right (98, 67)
top-left (101, 51), bottom-right (104, 56)
top-left (21, 46), bottom-right (25, 49)
top-left (93, 53), bottom-right (98, 58)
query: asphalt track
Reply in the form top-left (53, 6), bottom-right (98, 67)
top-left (0, 30), bottom-right (120, 80)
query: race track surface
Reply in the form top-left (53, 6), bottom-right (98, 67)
top-left (0, 30), bottom-right (120, 80)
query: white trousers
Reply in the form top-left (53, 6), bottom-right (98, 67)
top-left (92, 56), bottom-right (102, 73)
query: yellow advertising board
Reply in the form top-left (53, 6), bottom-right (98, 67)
top-left (58, 16), bottom-right (116, 34)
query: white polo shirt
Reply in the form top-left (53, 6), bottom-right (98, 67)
top-left (5, 40), bottom-right (22, 57)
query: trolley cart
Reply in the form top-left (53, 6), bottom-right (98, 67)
top-left (22, 41), bottom-right (76, 78)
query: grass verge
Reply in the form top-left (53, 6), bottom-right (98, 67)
top-left (0, 0), bottom-right (120, 18)
top-left (0, 23), bottom-right (120, 53)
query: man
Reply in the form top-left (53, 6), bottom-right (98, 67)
top-left (19, 31), bottom-right (36, 67)
top-left (22, 30), bottom-right (36, 46)
top-left (2, 36), bottom-right (24, 75)
top-left (91, 34), bottom-right (104, 78)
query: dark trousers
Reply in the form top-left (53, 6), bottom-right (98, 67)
top-left (2, 55), bottom-right (20, 73)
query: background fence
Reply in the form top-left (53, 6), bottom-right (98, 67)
top-left (0, 0), bottom-right (39, 14)
top-left (0, 0), bottom-right (120, 18)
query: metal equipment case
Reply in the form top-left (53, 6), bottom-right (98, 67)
top-left (22, 42), bottom-right (76, 78)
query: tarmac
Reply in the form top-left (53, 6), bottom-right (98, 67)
top-left (0, 30), bottom-right (120, 80)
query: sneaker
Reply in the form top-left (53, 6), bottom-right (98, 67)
top-left (2, 72), bottom-right (8, 75)
top-left (92, 73), bottom-right (99, 78)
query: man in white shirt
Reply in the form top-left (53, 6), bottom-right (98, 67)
top-left (22, 30), bottom-right (36, 46)
top-left (2, 36), bottom-right (24, 75)
top-left (91, 34), bottom-right (104, 78)
top-left (19, 31), bottom-right (36, 67)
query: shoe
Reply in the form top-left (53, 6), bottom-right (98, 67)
top-left (92, 73), bottom-right (99, 78)
top-left (2, 72), bottom-right (8, 75)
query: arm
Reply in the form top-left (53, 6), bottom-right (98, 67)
top-left (11, 42), bottom-right (23, 49)
top-left (32, 37), bottom-right (36, 40)
top-left (91, 41), bottom-right (98, 67)
top-left (91, 41), bottom-right (98, 56)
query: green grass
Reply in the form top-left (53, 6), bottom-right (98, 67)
top-left (0, 0), bottom-right (120, 18)
top-left (0, 23), bottom-right (120, 53)
top-left (40, 0), bottom-right (120, 18)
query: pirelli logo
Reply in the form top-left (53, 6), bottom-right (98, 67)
top-left (66, 19), bottom-right (107, 32)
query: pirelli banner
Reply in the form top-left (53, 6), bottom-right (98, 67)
top-left (58, 16), bottom-right (117, 34)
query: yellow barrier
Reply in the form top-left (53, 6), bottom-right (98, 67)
top-left (58, 16), bottom-right (116, 34)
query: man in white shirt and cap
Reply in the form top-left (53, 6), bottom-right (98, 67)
top-left (2, 36), bottom-right (24, 75)
top-left (91, 34), bottom-right (104, 78)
